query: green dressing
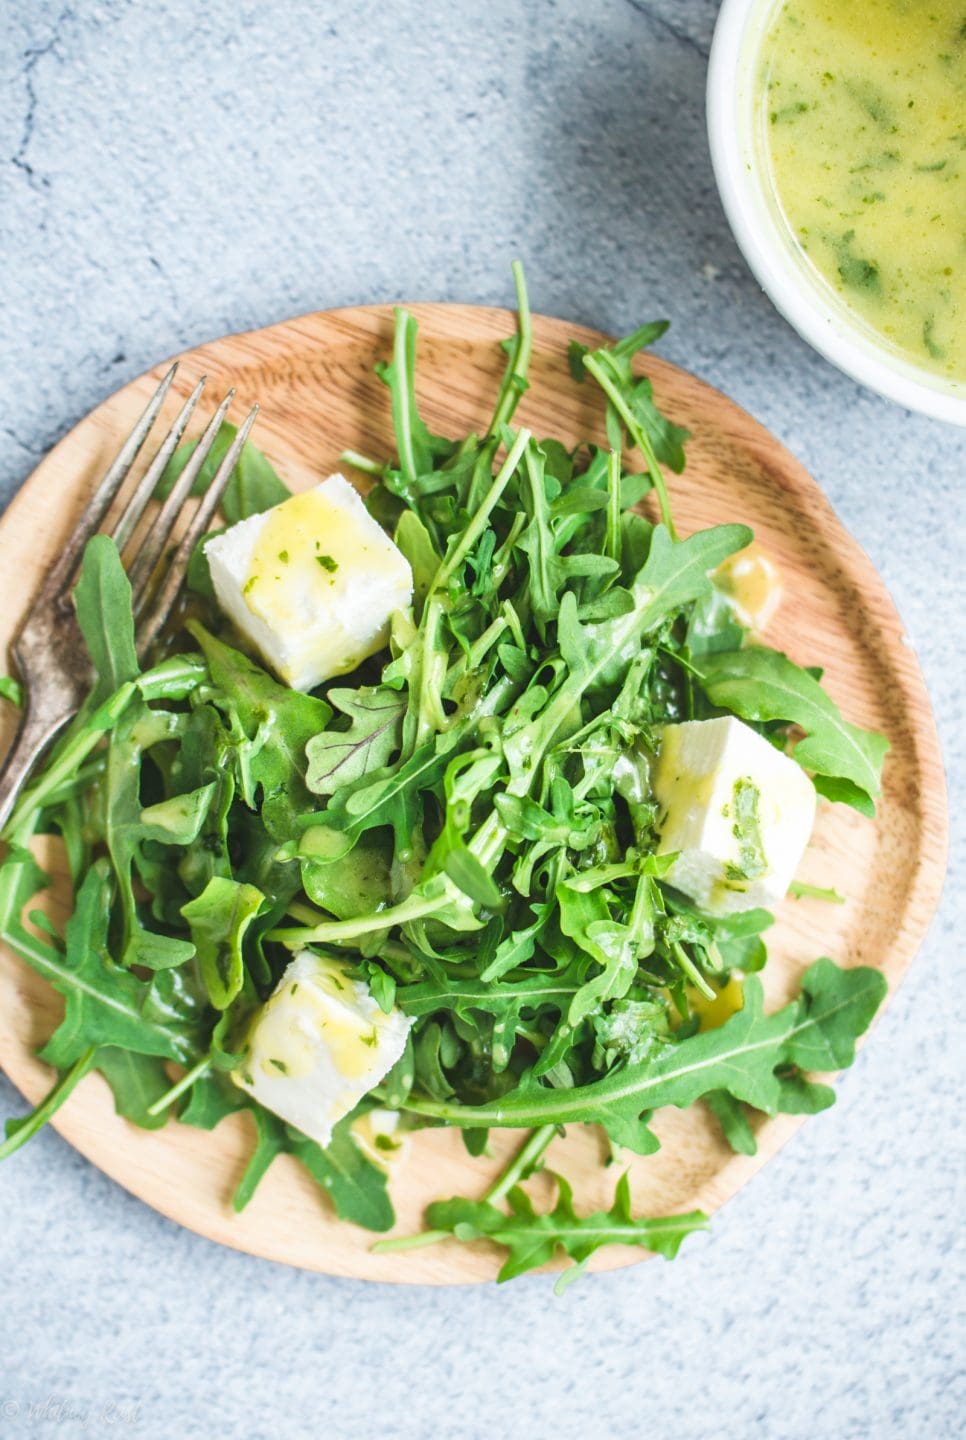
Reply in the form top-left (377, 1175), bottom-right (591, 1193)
top-left (758, 0), bottom-right (965, 378)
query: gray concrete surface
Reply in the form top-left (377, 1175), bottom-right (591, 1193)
top-left (1, 2), bottom-right (963, 1437)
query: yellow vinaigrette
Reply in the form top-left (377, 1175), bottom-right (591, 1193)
top-left (244, 962), bottom-right (379, 1083)
top-left (758, 0), bottom-right (965, 378)
top-left (714, 542), bottom-right (782, 634)
top-left (246, 489), bottom-right (357, 628)
top-left (689, 977), bottom-right (745, 1032)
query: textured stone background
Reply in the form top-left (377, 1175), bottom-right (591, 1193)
top-left (1, 3), bottom-right (963, 1437)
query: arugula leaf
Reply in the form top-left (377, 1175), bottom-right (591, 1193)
top-left (156, 421), bottom-right (290, 522)
top-left (705, 960), bottom-right (853, 1155)
top-left (443, 847), bottom-right (504, 910)
top-left (287, 1121), bottom-right (395, 1233)
top-left (697, 646), bottom-right (889, 811)
top-left (136, 653), bottom-right (208, 703)
top-left (0, 854), bottom-right (202, 1068)
top-left (489, 259), bottom-right (533, 435)
top-left (304, 735), bottom-right (455, 857)
top-left (168, 704), bottom-right (236, 895)
top-left (580, 327), bottom-right (687, 535)
top-left (72, 535), bottom-right (139, 704)
top-left (181, 876), bottom-right (266, 1009)
top-left (156, 422), bottom-right (233, 499)
top-left (376, 308), bottom-right (456, 486)
top-left (705, 1090), bottom-right (758, 1156)
top-left (426, 1170), bottom-right (707, 1289)
top-left (0, 676), bottom-right (23, 707)
top-left (810, 774), bottom-right (878, 818)
top-left (0, 1048), bottom-right (96, 1159)
top-left (557, 879), bottom-right (646, 1025)
top-left (398, 969), bottom-right (581, 1076)
top-left (103, 697), bottom-right (196, 969)
top-left (139, 783), bottom-right (217, 845)
top-left (233, 1107), bottom-right (394, 1232)
top-left (592, 995), bottom-right (673, 1068)
top-left (687, 585), bottom-right (746, 658)
top-left (222, 437), bottom-right (291, 525)
top-left (774, 1070), bottom-right (836, 1114)
top-left (305, 688), bottom-right (405, 796)
top-left (586, 322), bottom-right (688, 473)
top-left (178, 1067), bottom-right (248, 1129)
top-left (187, 622), bottom-right (332, 838)
top-left (630, 523), bottom-right (753, 618)
top-left (517, 441), bottom-right (562, 639)
top-left (97, 1048), bottom-right (173, 1130)
top-left (782, 957), bottom-right (886, 1071)
top-left (232, 1105), bottom-right (282, 1209)
top-left (503, 524), bottom-right (752, 795)
top-left (300, 834), bottom-right (393, 920)
top-left (394, 511), bottom-right (441, 611)
top-left (399, 960), bottom-right (887, 1148)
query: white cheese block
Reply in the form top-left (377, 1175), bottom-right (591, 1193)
top-left (205, 474), bottom-right (413, 691)
top-left (653, 716), bottom-right (816, 917)
top-left (232, 950), bottom-right (412, 1149)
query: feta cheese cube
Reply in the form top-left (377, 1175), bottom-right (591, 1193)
top-left (653, 716), bottom-right (816, 917)
top-left (232, 950), bottom-right (411, 1149)
top-left (205, 474), bottom-right (413, 691)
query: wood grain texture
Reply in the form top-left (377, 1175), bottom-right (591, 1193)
top-left (0, 305), bottom-right (948, 1284)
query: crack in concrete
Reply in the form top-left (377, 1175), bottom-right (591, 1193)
top-left (10, 5), bottom-right (75, 190)
top-left (146, 252), bottom-right (183, 313)
top-left (1, 426), bottom-right (46, 458)
top-left (622, 0), bottom-right (710, 61)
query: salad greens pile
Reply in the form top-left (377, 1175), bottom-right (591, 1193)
top-left (0, 263), bottom-right (888, 1288)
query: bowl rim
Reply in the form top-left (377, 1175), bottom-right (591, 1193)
top-left (706, 0), bottom-right (966, 427)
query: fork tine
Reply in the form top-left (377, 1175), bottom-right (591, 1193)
top-left (46, 363), bottom-right (178, 602)
top-left (136, 404), bottom-right (259, 658)
top-left (111, 376), bottom-right (207, 555)
top-left (127, 388), bottom-right (235, 609)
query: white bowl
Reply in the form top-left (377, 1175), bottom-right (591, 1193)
top-left (707, 0), bottom-right (966, 427)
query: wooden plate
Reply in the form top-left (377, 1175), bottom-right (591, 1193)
top-left (0, 305), bottom-right (948, 1283)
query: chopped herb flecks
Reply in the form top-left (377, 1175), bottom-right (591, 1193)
top-left (727, 778), bottom-right (768, 881)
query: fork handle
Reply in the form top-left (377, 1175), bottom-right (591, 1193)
top-left (0, 702), bottom-right (71, 837)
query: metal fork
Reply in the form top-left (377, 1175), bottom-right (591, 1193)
top-left (0, 364), bottom-right (259, 831)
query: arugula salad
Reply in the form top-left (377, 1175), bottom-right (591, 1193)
top-left (0, 264), bottom-right (890, 1288)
